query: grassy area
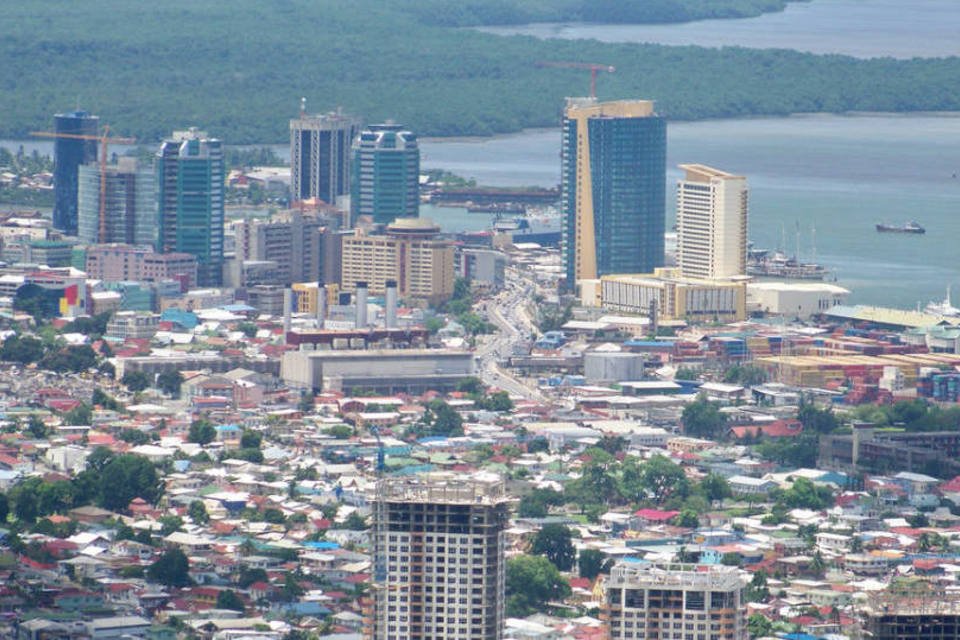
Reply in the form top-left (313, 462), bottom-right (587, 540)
top-left (1, 1), bottom-right (958, 142)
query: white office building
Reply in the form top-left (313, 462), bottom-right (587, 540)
top-left (676, 164), bottom-right (747, 280)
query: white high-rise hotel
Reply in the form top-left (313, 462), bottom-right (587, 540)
top-left (371, 473), bottom-right (509, 640)
top-left (676, 164), bottom-right (748, 280)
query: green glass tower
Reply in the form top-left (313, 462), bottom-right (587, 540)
top-left (561, 99), bottom-right (666, 288)
top-left (351, 123), bottom-right (420, 225)
top-left (156, 129), bottom-right (224, 287)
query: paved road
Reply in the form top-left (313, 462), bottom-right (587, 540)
top-left (474, 269), bottom-right (548, 402)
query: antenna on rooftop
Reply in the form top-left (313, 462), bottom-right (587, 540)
top-left (299, 97), bottom-right (307, 118)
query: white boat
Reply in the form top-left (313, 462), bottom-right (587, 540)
top-left (925, 286), bottom-right (960, 316)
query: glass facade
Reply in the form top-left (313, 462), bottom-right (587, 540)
top-left (77, 160), bottom-right (156, 246)
top-left (352, 124), bottom-right (420, 225)
top-left (53, 111), bottom-right (99, 235)
top-left (562, 103), bottom-right (666, 286)
top-left (156, 133), bottom-right (224, 287)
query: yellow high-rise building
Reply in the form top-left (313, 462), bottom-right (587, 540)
top-left (340, 218), bottom-right (454, 307)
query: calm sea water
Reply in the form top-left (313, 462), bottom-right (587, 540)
top-left (421, 113), bottom-right (960, 309)
top-left (475, 0), bottom-right (960, 59)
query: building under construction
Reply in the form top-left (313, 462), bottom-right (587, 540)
top-left (605, 562), bottom-right (746, 640)
top-left (863, 583), bottom-right (960, 640)
top-left (369, 472), bottom-right (509, 640)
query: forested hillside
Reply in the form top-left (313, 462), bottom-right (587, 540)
top-left (402, 0), bottom-right (802, 27)
top-left (0, 0), bottom-right (957, 143)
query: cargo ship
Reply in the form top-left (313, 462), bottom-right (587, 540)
top-left (876, 221), bottom-right (925, 234)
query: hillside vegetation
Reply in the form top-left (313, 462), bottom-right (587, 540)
top-left (0, 0), bottom-right (958, 143)
top-left (401, 0), bottom-right (803, 26)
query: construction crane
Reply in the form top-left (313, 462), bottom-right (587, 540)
top-left (30, 125), bottom-right (136, 241)
top-left (369, 425), bottom-right (386, 475)
top-left (535, 61), bottom-right (616, 99)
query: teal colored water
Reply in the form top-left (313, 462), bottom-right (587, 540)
top-left (475, 0), bottom-right (960, 59)
top-left (421, 113), bottom-right (960, 308)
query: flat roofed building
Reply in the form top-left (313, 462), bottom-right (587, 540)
top-left (340, 218), bottom-right (454, 306)
top-left (290, 109), bottom-right (361, 205)
top-left (281, 348), bottom-right (473, 394)
top-left (156, 129), bottom-right (224, 287)
top-left (371, 472), bottom-right (509, 640)
top-left (562, 99), bottom-right (666, 289)
top-left (676, 164), bottom-right (747, 280)
top-left (606, 563), bottom-right (746, 640)
top-left (586, 268), bottom-right (747, 324)
top-left (78, 158), bottom-right (156, 246)
top-left (351, 123), bottom-right (420, 224)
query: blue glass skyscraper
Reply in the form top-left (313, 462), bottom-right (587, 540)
top-left (156, 129), bottom-right (224, 287)
top-left (561, 99), bottom-right (666, 288)
top-left (53, 110), bottom-right (99, 235)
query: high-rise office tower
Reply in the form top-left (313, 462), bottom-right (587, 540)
top-left (351, 123), bottom-right (420, 224)
top-left (676, 164), bottom-right (747, 280)
top-left (371, 472), bottom-right (509, 640)
top-left (156, 129), bottom-right (224, 287)
top-left (290, 108), bottom-right (361, 206)
top-left (561, 99), bottom-right (666, 288)
top-left (233, 210), bottom-right (340, 286)
top-left (77, 158), bottom-right (157, 246)
top-left (53, 110), bottom-right (99, 235)
top-left (605, 563), bottom-right (746, 640)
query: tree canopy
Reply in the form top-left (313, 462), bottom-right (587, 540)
top-left (506, 555), bottom-right (571, 617)
top-left (4, 0), bottom-right (960, 144)
top-left (147, 547), bottom-right (192, 587)
top-left (681, 396), bottom-right (727, 438)
top-left (531, 524), bottom-right (576, 571)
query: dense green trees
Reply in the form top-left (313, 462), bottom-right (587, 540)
top-left (747, 613), bottom-right (773, 639)
top-left (189, 500), bottom-right (210, 525)
top-left (189, 420), bottom-right (217, 445)
top-left (518, 488), bottom-right (564, 518)
top-left (122, 371), bottom-right (150, 392)
top-left (682, 396), bottom-right (727, 438)
top-left (412, 400), bottom-right (464, 438)
top-left (4, 1), bottom-right (960, 144)
top-left (147, 547), bottom-right (192, 587)
top-left (756, 432), bottom-right (819, 468)
top-left (506, 555), bottom-right (571, 617)
top-left (6, 451), bottom-right (160, 522)
top-left (216, 590), bottom-right (246, 612)
top-left (156, 371), bottom-right (183, 396)
top-left (407, 0), bottom-right (800, 27)
top-left (531, 524), bottom-right (576, 571)
top-left (577, 549), bottom-right (610, 580)
top-left (98, 453), bottom-right (162, 511)
top-left (0, 335), bottom-right (44, 365)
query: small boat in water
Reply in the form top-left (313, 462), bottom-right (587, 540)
top-left (876, 221), bottom-right (925, 234)
top-left (926, 286), bottom-right (960, 317)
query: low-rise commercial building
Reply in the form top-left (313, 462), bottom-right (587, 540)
top-left (747, 281), bottom-right (849, 318)
top-left (581, 268), bottom-right (747, 324)
top-left (281, 348), bottom-right (473, 393)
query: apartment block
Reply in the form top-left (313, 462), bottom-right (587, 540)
top-left (605, 563), bottom-right (746, 640)
top-left (371, 472), bottom-right (509, 640)
top-left (85, 245), bottom-right (197, 290)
